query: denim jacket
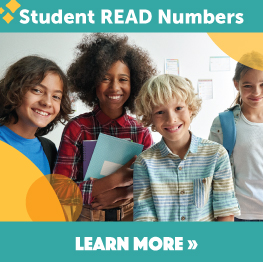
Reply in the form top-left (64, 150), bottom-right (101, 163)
top-left (208, 104), bottom-right (241, 178)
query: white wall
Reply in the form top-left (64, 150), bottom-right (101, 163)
top-left (0, 33), bottom-right (237, 147)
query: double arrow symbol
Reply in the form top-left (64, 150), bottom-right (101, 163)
top-left (188, 240), bottom-right (198, 250)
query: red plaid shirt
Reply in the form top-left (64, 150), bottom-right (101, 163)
top-left (53, 105), bottom-right (153, 205)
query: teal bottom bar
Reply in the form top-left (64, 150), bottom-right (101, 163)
top-left (0, 222), bottom-right (258, 261)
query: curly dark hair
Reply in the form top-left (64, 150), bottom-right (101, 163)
top-left (0, 55), bottom-right (73, 136)
top-left (67, 33), bottom-right (157, 113)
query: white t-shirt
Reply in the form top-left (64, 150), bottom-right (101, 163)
top-left (233, 112), bottom-right (263, 219)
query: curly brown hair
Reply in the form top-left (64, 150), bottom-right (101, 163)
top-left (67, 33), bottom-right (157, 113)
top-left (0, 55), bottom-right (73, 136)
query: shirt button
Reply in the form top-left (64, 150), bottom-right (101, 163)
top-left (181, 216), bottom-right (185, 221)
top-left (178, 167), bottom-right (182, 170)
top-left (202, 178), bottom-right (206, 183)
top-left (217, 130), bottom-right (220, 133)
top-left (180, 191), bottom-right (185, 195)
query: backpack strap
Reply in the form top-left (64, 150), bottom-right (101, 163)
top-left (37, 136), bottom-right (57, 173)
top-left (219, 110), bottom-right (236, 157)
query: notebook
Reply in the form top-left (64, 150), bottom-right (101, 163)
top-left (83, 140), bottom-right (97, 177)
top-left (84, 133), bottom-right (143, 180)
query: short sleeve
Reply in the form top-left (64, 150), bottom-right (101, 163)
top-left (209, 116), bottom-right (223, 145)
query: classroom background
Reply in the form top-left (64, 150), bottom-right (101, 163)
top-left (0, 33), bottom-right (237, 147)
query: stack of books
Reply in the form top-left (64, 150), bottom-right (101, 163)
top-left (83, 133), bottom-right (143, 180)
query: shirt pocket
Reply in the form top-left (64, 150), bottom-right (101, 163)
top-left (193, 176), bottom-right (213, 208)
top-left (210, 125), bottom-right (222, 135)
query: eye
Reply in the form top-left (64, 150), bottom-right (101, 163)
top-left (102, 76), bottom-right (110, 82)
top-left (53, 95), bottom-right (62, 101)
top-left (176, 107), bottom-right (183, 110)
top-left (155, 111), bottom-right (164, 115)
top-left (32, 88), bottom-right (42, 94)
top-left (244, 85), bottom-right (252, 88)
top-left (120, 78), bottom-right (128, 82)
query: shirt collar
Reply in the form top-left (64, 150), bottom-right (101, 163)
top-left (226, 104), bottom-right (241, 113)
top-left (159, 132), bottom-right (199, 158)
top-left (226, 104), bottom-right (241, 120)
top-left (92, 105), bottom-right (128, 127)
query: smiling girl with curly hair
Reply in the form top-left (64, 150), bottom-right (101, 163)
top-left (54, 33), bottom-right (157, 221)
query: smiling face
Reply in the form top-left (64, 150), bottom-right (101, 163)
top-left (235, 69), bottom-right (263, 111)
top-left (152, 98), bottom-right (192, 153)
top-left (15, 73), bottom-right (63, 137)
top-left (96, 60), bottom-right (131, 119)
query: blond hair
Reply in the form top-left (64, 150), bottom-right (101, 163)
top-left (135, 74), bottom-right (202, 127)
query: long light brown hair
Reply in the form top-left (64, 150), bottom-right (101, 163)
top-left (233, 51), bottom-right (263, 106)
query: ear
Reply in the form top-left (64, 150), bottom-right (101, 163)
top-left (234, 80), bottom-right (239, 91)
top-left (189, 109), bottom-right (193, 120)
top-left (190, 110), bottom-right (192, 116)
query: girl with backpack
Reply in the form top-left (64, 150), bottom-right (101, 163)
top-left (209, 51), bottom-right (263, 221)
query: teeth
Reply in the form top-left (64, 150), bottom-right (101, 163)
top-left (167, 126), bottom-right (180, 131)
top-left (34, 109), bottom-right (49, 116)
top-left (108, 96), bottom-right (121, 100)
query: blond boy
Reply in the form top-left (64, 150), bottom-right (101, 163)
top-left (134, 74), bottom-right (240, 221)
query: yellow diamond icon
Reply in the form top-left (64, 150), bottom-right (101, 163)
top-left (0, 7), bottom-right (4, 14)
top-left (3, 13), bottom-right (13, 24)
top-left (6, 0), bottom-right (20, 13)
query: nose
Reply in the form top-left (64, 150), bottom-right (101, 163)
top-left (166, 110), bottom-right (177, 124)
top-left (40, 94), bottom-right (52, 107)
top-left (110, 79), bottom-right (121, 91)
top-left (252, 85), bottom-right (262, 96)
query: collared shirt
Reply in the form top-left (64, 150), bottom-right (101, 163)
top-left (133, 133), bottom-right (240, 221)
top-left (54, 105), bottom-right (153, 205)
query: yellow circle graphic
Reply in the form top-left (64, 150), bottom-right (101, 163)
top-left (208, 33), bottom-right (263, 71)
top-left (0, 141), bottom-right (83, 221)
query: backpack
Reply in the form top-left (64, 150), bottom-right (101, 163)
top-left (219, 110), bottom-right (236, 157)
top-left (37, 136), bottom-right (57, 172)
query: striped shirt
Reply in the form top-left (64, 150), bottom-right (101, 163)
top-left (134, 134), bottom-right (240, 221)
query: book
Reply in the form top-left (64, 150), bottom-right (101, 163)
top-left (84, 133), bottom-right (143, 180)
top-left (82, 138), bottom-right (132, 176)
top-left (83, 140), bottom-right (97, 177)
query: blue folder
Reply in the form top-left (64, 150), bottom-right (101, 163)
top-left (84, 133), bottom-right (144, 180)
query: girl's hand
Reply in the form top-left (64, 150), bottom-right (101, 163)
top-left (110, 156), bottom-right (136, 187)
top-left (91, 185), bottom-right (133, 210)
top-left (91, 156), bottom-right (136, 197)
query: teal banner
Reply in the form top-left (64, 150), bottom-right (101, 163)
top-left (0, 222), bottom-right (257, 261)
top-left (0, 0), bottom-right (261, 32)
top-left (0, 0), bottom-right (262, 261)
